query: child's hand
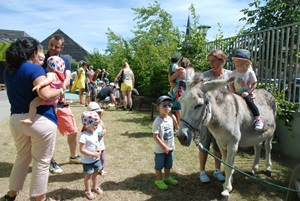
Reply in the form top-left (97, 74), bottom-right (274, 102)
top-left (32, 84), bottom-right (41, 92)
top-left (165, 147), bottom-right (172, 154)
top-left (241, 92), bottom-right (249, 97)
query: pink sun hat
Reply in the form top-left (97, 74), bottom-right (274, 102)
top-left (81, 111), bottom-right (100, 128)
top-left (47, 56), bottom-right (65, 81)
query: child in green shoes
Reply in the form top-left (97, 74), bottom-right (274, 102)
top-left (152, 95), bottom-right (179, 190)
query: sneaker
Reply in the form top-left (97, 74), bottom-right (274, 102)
top-left (213, 169), bottom-right (225, 181)
top-left (199, 171), bottom-right (210, 183)
top-left (69, 155), bottom-right (82, 163)
top-left (49, 162), bottom-right (63, 174)
top-left (155, 180), bottom-right (168, 190)
top-left (254, 119), bottom-right (264, 130)
top-left (163, 177), bottom-right (178, 185)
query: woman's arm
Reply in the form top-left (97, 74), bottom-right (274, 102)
top-left (33, 75), bottom-right (62, 101)
top-left (131, 70), bottom-right (135, 87)
top-left (32, 72), bottom-right (56, 92)
top-left (114, 69), bottom-right (123, 82)
top-left (168, 70), bottom-right (181, 82)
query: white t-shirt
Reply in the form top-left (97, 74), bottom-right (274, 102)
top-left (230, 69), bottom-right (257, 94)
top-left (79, 130), bottom-right (100, 164)
top-left (95, 121), bottom-right (105, 150)
top-left (152, 115), bottom-right (175, 153)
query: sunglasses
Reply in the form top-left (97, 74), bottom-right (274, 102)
top-left (160, 103), bottom-right (173, 108)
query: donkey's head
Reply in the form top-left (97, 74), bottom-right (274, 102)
top-left (177, 73), bottom-right (234, 146)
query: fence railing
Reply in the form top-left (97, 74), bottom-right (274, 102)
top-left (205, 22), bottom-right (300, 103)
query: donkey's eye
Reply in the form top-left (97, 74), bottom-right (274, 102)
top-left (194, 105), bottom-right (202, 110)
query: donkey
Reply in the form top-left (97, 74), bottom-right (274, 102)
top-left (177, 72), bottom-right (277, 196)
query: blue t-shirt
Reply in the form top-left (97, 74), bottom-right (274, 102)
top-left (4, 62), bottom-right (58, 124)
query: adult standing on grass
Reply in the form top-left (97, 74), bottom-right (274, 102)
top-left (4, 37), bottom-right (62, 201)
top-left (43, 34), bottom-right (81, 174)
top-left (198, 49), bottom-right (230, 183)
top-left (77, 61), bottom-right (88, 105)
top-left (114, 62), bottom-right (135, 111)
top-left (152, 95), bottom-right (179, 190)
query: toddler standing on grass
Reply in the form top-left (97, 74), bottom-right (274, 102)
top-left (87, 102), bottom-right (108, 176)
top-left (152, 95), bottom-right (179, 190)
top-left (79, 111), bottom-right (104, 200)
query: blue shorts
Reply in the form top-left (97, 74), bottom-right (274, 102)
top-left (154, 151), bottom-right (174, 170)
top-left (199, 125), bottom-right (220, 153)
top-left (82, 159), bottom-right (102, 174)
top-left (100, 96), bottom-right (111, 103)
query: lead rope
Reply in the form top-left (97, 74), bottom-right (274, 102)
top-left (193, 137), bottom-right (300, 193)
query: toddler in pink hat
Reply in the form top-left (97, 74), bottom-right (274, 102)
top-left (79, 111), bottom-right (104, 199)
top-left (20, 56), bottom-right (65, 124)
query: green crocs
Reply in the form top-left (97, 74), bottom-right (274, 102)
top-left (163, 177), bottom-right (178, 185)
top-left (155, 180), bottom-right (168, 190)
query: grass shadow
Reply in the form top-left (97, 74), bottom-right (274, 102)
top-left (121, 131), bottom-right (152, 138)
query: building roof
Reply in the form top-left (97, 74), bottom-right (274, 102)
top-left (41, 29), bottom-right (89, 62)
top-left (0, 29), bottom-right (30, 41)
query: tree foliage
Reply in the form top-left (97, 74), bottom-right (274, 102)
top-left (240, 0), bottom-right (300, 32)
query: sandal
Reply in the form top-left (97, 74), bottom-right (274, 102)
top-left (84, 191), bottom-right (95, 200)
top-left (92, 187), bottom-right (103, 195)
top-left (4, 191), bottom-right (17, 201)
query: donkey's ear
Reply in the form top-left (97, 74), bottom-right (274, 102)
top-left (201, 78), bottom-right (231, 92)
top-left (186, 67), bottom-right (195, 87)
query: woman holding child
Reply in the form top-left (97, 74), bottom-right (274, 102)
top-left (4, 37), bottom-right (62, 201)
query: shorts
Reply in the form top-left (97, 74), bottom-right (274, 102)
top-left (100, 96), bottom-right (110, 103)
top-left (56, 106), bottom-right (78, 135)
top-left (154, 151), bottom-right (174, 170)
top-left (83, 159), bottom-right (102, 174)
top-left (121, 81), bottom-right (133, 92)
top-left (199, 124), bottom-right (220, 153)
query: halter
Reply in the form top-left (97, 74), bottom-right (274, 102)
top-left (180, 118), bottom-right (201, 133)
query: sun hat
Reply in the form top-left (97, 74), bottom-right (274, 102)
top-left (87, 102), bottom-right (104, 113)
top-left (157, 95), bottom-right (172, 105)
top-left (47, 56), bottom-right (65, 81)
top-left (232, 49), bottom-right (250, 61)
top-left (81, 111), bottom-right (100, 128)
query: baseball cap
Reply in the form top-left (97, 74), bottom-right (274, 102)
top-left (157, 95), bottom-right (172, 105)
top-left (109, 82), bottom-right (115, 87)
top-left (87, 102), bottom-right (104, 113)
top-left (47, 56), bottom-right (65, 81)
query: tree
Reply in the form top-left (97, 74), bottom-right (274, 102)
top-left (240, 0), bottom-right (300, 32)
top-left (130, 0), bottom-right (181, 95)
top-left (179, 4), bottom-right (210, 72)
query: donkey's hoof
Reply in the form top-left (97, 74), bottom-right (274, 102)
top-left (265, 170), bottom-right (271, 176)
top-left (221, 189), bottom-right (230, 197)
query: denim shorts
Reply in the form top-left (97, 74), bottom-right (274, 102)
top-left (100, 96), bottom-right (111, 103)
top-left (154, 151), bottom-right (174, 170)
top-left (83, 159), bottom-right (102, 174)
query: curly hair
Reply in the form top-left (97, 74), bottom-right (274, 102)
top-left (5, 37), bottom-right (39, 73)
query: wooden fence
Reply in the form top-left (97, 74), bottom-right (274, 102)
top-left (205, 22), bottom-right (300, 103)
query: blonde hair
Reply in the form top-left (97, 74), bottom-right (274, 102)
top-left (122, 62), bottom-right (130, 69)
top-left (232, 57), bottom-right (253, 69)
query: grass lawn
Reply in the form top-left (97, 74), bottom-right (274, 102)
top-left (0, 100), bottom-right (297, 201)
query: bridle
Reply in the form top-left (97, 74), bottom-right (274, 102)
top-left (180, 118), bottom-right (201, 133)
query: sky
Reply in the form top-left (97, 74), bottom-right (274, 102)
top-left (1, 0), bottom-right (253, 54)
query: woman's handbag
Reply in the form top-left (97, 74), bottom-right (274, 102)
top-left (118, 70), bottom-right (124, 86)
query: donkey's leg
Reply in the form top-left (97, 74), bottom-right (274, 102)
top-left (251, 142), bottom-right (262, 175)
top-left (264, 136), bottom-right (273, 176)
top-left (221, 143), bottom-right (238, 197)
